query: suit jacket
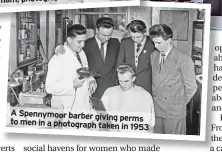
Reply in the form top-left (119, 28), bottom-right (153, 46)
top-left (150, 46), bottom-right (197, 119)
top-left (84, 37), bottom-right (120, 99)
top-left (116, 36), bottom-right (155, 93)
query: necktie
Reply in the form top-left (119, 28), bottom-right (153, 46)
top-left (76, 52), bottom-right (83, 67)
top-left (136, 43), bottom-right (142, 52)
top-left (100, 42), bottom-right (105, 61)
top-left (159, 53), bottom-right (166, 72)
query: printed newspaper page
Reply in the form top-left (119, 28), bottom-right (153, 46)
top-left (2, 1), bottom-right (210, 141)
top-left (0, 0), bottom-right (140, 13)
top-left (0, 0), bottom-right (218, 152)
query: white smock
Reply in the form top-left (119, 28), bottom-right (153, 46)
top-left (46, 42), bottom-right (94, 113)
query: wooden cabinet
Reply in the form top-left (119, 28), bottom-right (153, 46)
top-left (17, 12), bottom-right (39, 68)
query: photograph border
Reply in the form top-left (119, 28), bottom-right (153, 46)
top-left (1, 1), bottom-right (211, 141)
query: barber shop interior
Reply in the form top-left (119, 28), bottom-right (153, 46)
top-left (7, 6), bottom-right (204, 135)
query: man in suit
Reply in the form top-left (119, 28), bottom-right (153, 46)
top-left (116, 20), bottom-right (155, 94)
top-left (149, 24), bottom-right (197, 134)
top-left (55, 17), bottom-right (120, 99)
top-left (83, 17), bottom-right (120, 99)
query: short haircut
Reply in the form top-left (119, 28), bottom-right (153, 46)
top-left (128, 20), bottom-right (146, 34)
top-left (126, 23), bottom-right (130, 30)
top-left (96, 17), bottom-right (114, 29)
top-left (67, 24), bottom-right (86, 38)
top-left (117, 64), bottom-right (136, 77)
top-left (149, 24), bottom-right (173, 40)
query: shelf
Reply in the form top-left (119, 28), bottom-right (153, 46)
top-left (192, 54), bottom-right (202, 59)
top-left (20, 39), bottom-right (35, 43)
top-left (193, 46), bottom-right (202, 53)
top-left (18, 58), bottom-right (38, 68)
top-left (17, 12), bottom-right (38, 69)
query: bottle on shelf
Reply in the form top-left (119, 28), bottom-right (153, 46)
top-left (26, 44), bottom-right (31, 58)
top-left (21, 44), bottom-right (27, 59)
top-left (22, 77), bottom-right (27, 92)
top-left (18, 24), bottom-right (22, 40)
top-left (40, 82), bottom-right (45, 93)
top-left (24, 24), bottom-right (28, 39)
top-left (30, 25), bottom-right (35, 39)
top-left (29, 77), bottom-right (33, 93)
top-left (20, 25), bottom-right (26, 40)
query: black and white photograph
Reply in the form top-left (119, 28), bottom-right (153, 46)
top-left (5, 1), bottom-right (210, 141)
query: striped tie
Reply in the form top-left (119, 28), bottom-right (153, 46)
top-left (76, 52), bottom-right (83, 67)
top-left (100, 42), bottom-right (105, 61)
top-left (159, 53), bottom-right (166, 72)
top-left (137, 43), bottom-right (142, 52)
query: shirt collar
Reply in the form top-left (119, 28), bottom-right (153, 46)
top-left (134, 35), bottom-right (147, 47)
top-left (163, 45), bottom-right (173, 57)
top-left (64, 42), bottom-right (78, 56)
top-left (95, 34), bottom-right (108, 46)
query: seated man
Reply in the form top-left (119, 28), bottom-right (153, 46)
top-left (101, 64), bottom-right (155, 132)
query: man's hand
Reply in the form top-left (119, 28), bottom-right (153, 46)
top-left (55, 45), bottom-right (66, 55)
top-left (89, 80), bottom-right (97, 94)
top-left (73, 77), bottom-right (85, 89)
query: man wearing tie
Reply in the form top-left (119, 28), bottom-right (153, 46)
top-left (84, 17), bottom-right (120, 99)
top-left (46, 24), bottom-right (97, 113)
top-left (116, 20), bottom-right (155, 94)
top-left (149, 24), bottom-right (197, 134)
top-left (54, 17), bottom-right (120, 99)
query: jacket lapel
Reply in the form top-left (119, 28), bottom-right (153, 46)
top-left (104, 39), bottom-right (112, 65)
top-left (92, 37), bottom-right (105, 65)
top-left (153, 46), bottom-right (178, 92)
top-left (128, 38), bottom-right (136, 67)
top-left (137, 36), bottom-right (151, 73)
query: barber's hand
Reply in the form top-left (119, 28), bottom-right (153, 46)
top-left (89, 80), bottom-right (97, 94)
top-left (73, 77), bottom-right (85, 89)
top-left (54, 45), bottom-right (66, 55)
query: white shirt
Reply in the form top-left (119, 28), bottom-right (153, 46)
top-left (101, 85), bottom-right (155, 133)
top-left (159, 45), bottom-right (173, 64)
top-left (95, 35), bottom-right (108, 60)
top-left (134, 36), bottom-right (147, 67)
top-left (46, 42), bottom-right (94, 112)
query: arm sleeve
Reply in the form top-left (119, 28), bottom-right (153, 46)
top-left (141, 93), bottom-right (155, 132)
top-left (45, 56), bottom-right (74, 95)
top-left (101, 88), bottom-right (111, 111)
top-left (181, 57), bottom-right (198, 104)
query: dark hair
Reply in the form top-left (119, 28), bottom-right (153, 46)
top-left (126, 23), bottom-right (130, 30)
top-left (96, 17), bottom-right (114, 29)
top-left (128, 20), bottom-right (146, 34)
top-left (67, 24), bottom-right (86, 38)
top-left (149, 24), bottom-right (173, 40)
top-left (117, 64), bottom-right (136, 77)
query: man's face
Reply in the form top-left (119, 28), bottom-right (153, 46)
top-left (118, 72), bottom-right (135, 91)
top-left (130, 32), bottom-right (145, 44)
top-left (152, 36), bottom-right (171, 53)
top-left (96, 27), bottom-right (113, 43)
top-left (67, 34), bottom-right (86, 52)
